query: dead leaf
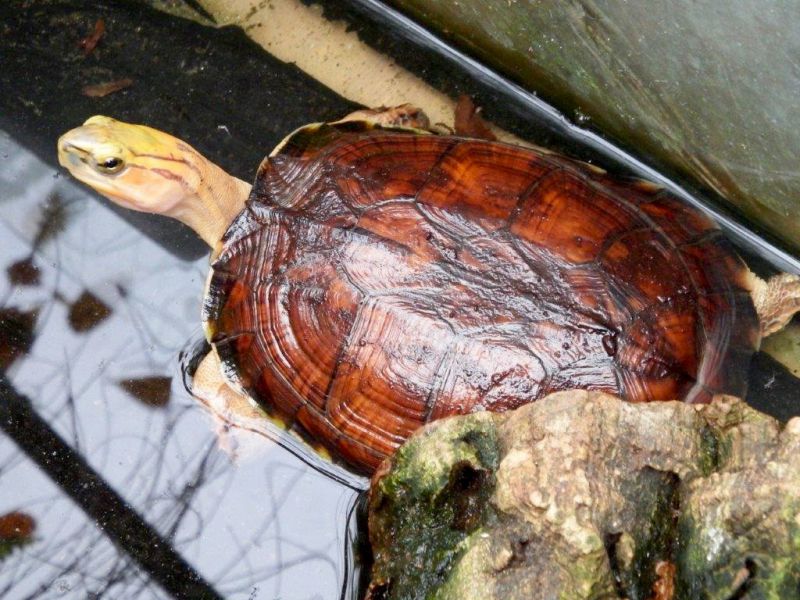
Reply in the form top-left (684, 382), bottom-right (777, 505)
top-left (0, 511), bottom-right (36, 561)
top-left (453, 95), bottom-right (497, 141)
top-left (650, 560), bottom-right (676, 600)
top-left (0, 307), bottom-right (39, 369)
top-left (34, 193), bottom-right (70, 248)
top-left (78, 18), bottom-right (105, 56)
top-left (82, 78), bottom-right (133, 98)
top-left (0, 512), bottom-right (35, 541)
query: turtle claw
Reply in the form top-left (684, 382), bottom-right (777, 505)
top-left (210, 420), bottom-right (241, 462)
top-left (209, 417), bottom-right (273, 464)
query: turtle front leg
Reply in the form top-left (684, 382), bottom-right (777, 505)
top-left (749, 273), bottom-right (800, 337)
top-left (191, 349), bottom-right (275, 461)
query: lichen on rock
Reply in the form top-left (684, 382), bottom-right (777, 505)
top-left (366, 390), bottom-right (800, 599)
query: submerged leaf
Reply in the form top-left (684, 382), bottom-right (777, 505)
top-left (33, 193), bottom-right (70, 248)
top-left (0, 511), bottom-right (36, 561)
top-left (0, 307), bottom-right (39, 369)
top-left (82, 78), bottom-right (133, 98)
top-left (119, 376), bottom-right (172, 408)
top-left (6, 256), bottom-right (40, 286)
top-left (0, 511), bottom-right (35, 541)
top-left (454, 95), bottom-right (496, 141)
top-left (67, 290), bottom-right (111, 332)
top-left (78, 18), bottom-right (105, 57)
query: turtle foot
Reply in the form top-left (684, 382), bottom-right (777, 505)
top-left (753, 273), bottom-right (800, 337)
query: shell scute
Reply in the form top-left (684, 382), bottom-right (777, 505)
top-left (638, 194), bottom-right (718, 246)
top-left (679, 233), bottom-right (749, 296)
top-left (332, 135), bottom-right (457, 208)
top-left (268, 281), bottom-right (358, 411)
top-left (600, 230), bottom-right (693, 302)
top-left (254, 156), bottom-right (357, 227)
top-left (426, 334), bottom-right (547, 420)
top-left (325, 297), bottom-right (452, 453)
top-left (294, 402), bottom-right (384, 470)
top-left (417, 140), bottom-right (550, 227)
top-left (355, 201), bottom-right (444, 263)
top-left (510, 169), bottom-right (640, 264)
top-left (617, 296), bottom-right (699, 382)
top-left (561, 265), bottom-right (640, 327)
top-left (543, 356), bottom-right (621, 397)
top-left (692, 289), bottom-right (758, 397)
top-left (253, 154), bottom-right (316, 207)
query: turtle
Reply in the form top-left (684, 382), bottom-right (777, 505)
top-left (57, 105), bottom-right (800, 474)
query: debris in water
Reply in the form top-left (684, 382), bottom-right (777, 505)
top-left (0, 307), bottom-right (39, 369)
top-left (0, 511), bottom-right (36, 560)
top-left (67, 290), bottom-right (112, 332)
top-left (651, 560), bottom-right (676, 600)
top-left (453, 95), bottom-right (497, 141)
top-left (78, 18), bottom-right (105, 56)
top-left (82, 78), bottom-right (133, 98)
top-left (34, 193), bottom-right (70, 247)
top-left (119, 376), bottom-right (172, 408)
top-left (0, 511), bottom-right (35, 541)
top-left (6, 256), bottom-right (40, 286)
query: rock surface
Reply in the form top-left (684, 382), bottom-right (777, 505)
top-left (367, 390), bottom-right (800, 599)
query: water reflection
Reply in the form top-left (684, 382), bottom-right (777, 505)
top-left (0, 130), bottom-right (365, 599)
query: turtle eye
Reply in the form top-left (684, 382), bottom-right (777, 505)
top-left (96, 156), bottom-right (124, 174)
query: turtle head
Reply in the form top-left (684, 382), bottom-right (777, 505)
top-left (58, 116), bottom-right (251, 248)
top-left (57, 115), bottom-right (198, 215)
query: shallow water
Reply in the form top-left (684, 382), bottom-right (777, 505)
top-left (0, 131), bottom-right (365, 599)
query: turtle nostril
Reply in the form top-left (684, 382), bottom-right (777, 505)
top-left (59, 140), bottom-right (76, 155)
top-left (58, 141), bottom-right (90, 164)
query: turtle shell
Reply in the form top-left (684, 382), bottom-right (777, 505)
top-left (203, 121), bottom-right (759, 473)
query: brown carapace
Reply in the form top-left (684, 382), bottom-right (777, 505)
top-left (204, 121), bottom-right (759, 473)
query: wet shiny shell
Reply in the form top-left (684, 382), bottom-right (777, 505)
top-left (204, 122), bottom-right (759, 473)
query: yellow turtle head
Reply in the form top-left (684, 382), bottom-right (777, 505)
top-left (57, 115), bottom-right (197, 216)
top-left (58, 116), bottom-right (251, 247)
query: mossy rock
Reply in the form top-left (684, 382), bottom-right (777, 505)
top-left (367, 391), bottom-right (800, 599)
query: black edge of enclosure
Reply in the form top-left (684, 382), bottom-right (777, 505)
top-left (746, 352), bottom-right (800, 422)
top-left (0, 375), bottom-right (224, 600)
top-left (0, 0), bottom-right (358, 260)
top-left (310, 0), bottom-right (800, 275)
top-left (180, 0), bottom-right (217, 23)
